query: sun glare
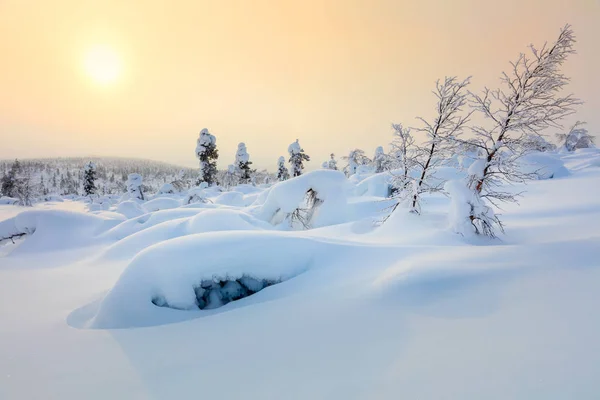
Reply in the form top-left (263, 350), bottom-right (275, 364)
top-left (84, 46), bottom-right (121, 85)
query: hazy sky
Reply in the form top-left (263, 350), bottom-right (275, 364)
top-left (1, 0), bottom-right (598, 170)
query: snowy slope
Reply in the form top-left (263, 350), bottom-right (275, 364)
top-left (0, 150), bottom-right (599, 399)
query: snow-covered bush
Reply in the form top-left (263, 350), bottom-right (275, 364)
top-left (195, 128), bottom-right (219, 186)
top-left (343, 149), bottom-right (370, 177)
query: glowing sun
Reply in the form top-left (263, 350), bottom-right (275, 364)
top-left (84, 46), bottom-right (122, 85)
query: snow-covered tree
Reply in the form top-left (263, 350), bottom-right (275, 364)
top-left (1, 159), bottom-right (20, 197)
top-left (288, 139), bottom-right (310, 177)
top-left (195, 128), bottom-right (218, 186)
top-left (389, 123), bottom-right (416, 195)
top-left (83, 161), bottom-right (97, 196)
top-left (235, 142), bottom-right (254, 184)
top-left (455, 25), bottom-right (580, 237)
top-left (407, 76), bottom-right (471, 213)
top-left (277, 156), bottom-right (290, 181)
top-left (343, 149), bottom-right (370, 176)
top-left (556, 121), bottom-right (595, 151)
top-left (223, 164), bottom-right (238, 188)
top-left (372, 146), bottom-right (388, 173)
top-left (127, 173), bottom-right (144, 200)
top-left (325, 153), bottom-right (338, 170)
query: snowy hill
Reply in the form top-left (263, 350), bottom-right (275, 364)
top-left (0, 149), bottom-right (599, 399)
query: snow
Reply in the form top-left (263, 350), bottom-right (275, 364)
top-left (1, 150), bottom-right (600, 398)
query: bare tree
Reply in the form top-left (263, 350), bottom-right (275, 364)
top-left (457, 25), bottom-right (580, 236)
top-left (409, 76), bottom-right (471, 213)
top-left (389, 123), bottom-right (416, 195)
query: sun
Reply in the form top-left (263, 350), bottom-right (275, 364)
top-left (83, 46), bottom-right (121, 85)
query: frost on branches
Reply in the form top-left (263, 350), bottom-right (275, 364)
top-left (288, 139), bottom-right (310, 177)
top-left (277, 156), bottom-right (290, 181)
top-left (235, 142), bottom-right (254, 184)
top-left (452, 25), bottom-right (580, 237)
top-left (323, 153), bottom-right (338, 170)
top-left (127, 173), bottom-right (144, 201)
top-left (83, 161), bottom-right (97, 196)
top-left (389, 124), bottom-right (416, 196)
top-left (343, 149), bottom-right (370, 177)
top-left (195, 128), bottom-right (218, 186)
top-left (556, 121), bottom-right (595, 152)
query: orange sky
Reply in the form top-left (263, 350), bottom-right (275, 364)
top-left (1, 0), bottom-right (598, 170)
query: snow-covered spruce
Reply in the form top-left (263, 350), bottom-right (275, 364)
top-left (288, 139), bottom-right (310, 177)
top-left (83, 161), bottom-right (97, 196)
top-left (234, 142), bottom-right (254, 184)
top-left (126, 173), bottom-right (144, 201)
top-left (276, 156), bottom-right (290, 181)
top-left (195, 128), bottom-right (218, 186)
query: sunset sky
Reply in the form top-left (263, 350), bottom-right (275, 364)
top-left (1, 0), bottom-right (598, 170)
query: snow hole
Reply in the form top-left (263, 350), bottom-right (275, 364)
top-left (151, 275), bottom-right (281, 310)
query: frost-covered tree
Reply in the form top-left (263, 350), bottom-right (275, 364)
top-left (372, 146), bottom-right (388, 173)
top-left (195, 128), bottom-right (218, 186)
top-left (389, 123), bottom-right (416, 195)
top-left (277, 156), bottom-right (290, 181)
top-left (326, 153), bottom-right (338, 170)
top-left (556, 121), bottom-right (595, 151)
top-left (343, 149), bottom-right (370, 176)
top-left (454, 25), bottom-right (580, 237)
top-left (127, 173), bottom-right (144, 200)
top-left (288, 139), bottom-right (310, 177)
top-left (83, 162), bottom-right (97, 196)
top-left (235, 142), bottom-right (254, 184)
top-left (222, 164), bottom-right (238, 188)
top-left (409, 77), bottom-right (471, 213)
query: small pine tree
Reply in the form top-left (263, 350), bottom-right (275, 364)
top-left (195, 128), bottom-right (219, 186)
top-left (235, 142), bottom-right (255, 184)
top-left (83, 162), bottom-right (97, 196)
top-left (288, 139), bottom-right (310, 177)
top-left (277, 156), bottom-right (290, 181)
top-left (326, 153), bottom-right (338, 170)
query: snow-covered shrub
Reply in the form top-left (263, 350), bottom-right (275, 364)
top-left (158, 183), bottom-right (176, 194)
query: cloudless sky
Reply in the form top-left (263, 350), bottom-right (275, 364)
top-left (1, 0), bottom-right (598, 170)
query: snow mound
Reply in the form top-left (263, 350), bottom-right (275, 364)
top-left (0, 209), bottom-right (121, 254)
top-left (213, 191), bottom-right (245, 207)
top-left (142, 197), bottom-right (181, 212)
top-left (254, 170), bottom-right (349, 229)
top-left (354, 172), bottom-right (392, 197)
top-left (116, 201), bottom-right (145, 219)
top-left (101, 209), bottom-right (270, 260)
top-left (91, 232), bottom-right (324, 328)
top-left (519, 152), bottom-right (569, 179)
